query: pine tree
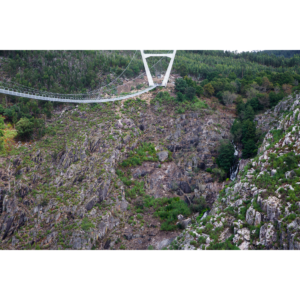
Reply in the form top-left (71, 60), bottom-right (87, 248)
top-left (242, 139), bottom-right (257, 158)
top-left (245, 105), bottom-right (255, 121)
top-left (217, 140), bottom-right (235, 173)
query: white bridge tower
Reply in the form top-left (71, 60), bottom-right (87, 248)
top-left (140, 50), bottom-right (176, 87)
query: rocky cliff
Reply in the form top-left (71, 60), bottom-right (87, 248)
top-left (0, 86), bottom-right (234, 250)
top-left (166, 93), bottom-right (300, 250)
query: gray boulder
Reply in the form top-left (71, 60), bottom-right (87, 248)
top-left (156, 237), bottom-right (175, 250)
top-left (85, 199), bottom-right (95, 211)
top-left (157, 151), bottom-right (168, 162)
top-left (98, 180), bottom-right (110, 202)
top-left (179, 218), bottom-right (191, 229)
top-left (259, 223), bottom-right (276, 247)
top-left (124, 227), bottom-right (133, 240)
top-left (177, 214), bottom-right (184, 221)
top-left (285, 170), bottom-right (296, 179)
top-left (246, 206), bottom-right (256, 225)
top-left (123, 135), bottom-right (130, 144)
top-left (254, 211), bottom-right (261, 226)
top-left (271, 169), bottom-right (277, 177)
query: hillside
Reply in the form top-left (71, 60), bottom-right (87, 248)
top-left (166, 92), bottom-right (300, 250)
top-left (0, 80), bottom-right (238, 249)
top-left (1, 50), bottom-right (300, 250)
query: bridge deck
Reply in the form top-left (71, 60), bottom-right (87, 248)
top-left (0, 85), bottom-right (159, 103)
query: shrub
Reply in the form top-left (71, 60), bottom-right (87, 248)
top-left (190, 197), bottom-right (208, 214)
top-left (81, 217), bottom-right (95, 232)
top-left (0, 117), bottom-right (5, 130)
top-left (16, 117), bottom-right (34, 139)
top-left (185, 87), bottom-right (196, 100)
top-left (175, 78), bottom-right (188, 93)
top-left (207, 234), bottom-right (240, 250)
top-left (144, 196), bottom-right (191, 231)
top-left (0, 104), bottom-right (4, 114)
top-left (203, 83), bottom-right (215, 97)
top-left (120, 142), bottom-right (158, 168)
top-left (198, 236), bottom-right (207, 244)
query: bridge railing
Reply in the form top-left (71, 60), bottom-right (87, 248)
top-left (0, 80), bottom-right (160, 103)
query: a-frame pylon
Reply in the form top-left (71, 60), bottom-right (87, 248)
top-left (140, 50), bottom-right (176, 87)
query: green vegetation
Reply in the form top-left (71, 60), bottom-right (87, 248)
top-left (0, 50), bottom-right (143, 93)
top-left (119, 142), bottom-right (158, 167)
top-left (253, 152), bottom-right (300, 201)
top-left (143, 196), bottom-right (190, 231)
top-left (174, 77), bottom-right (208, 112)
top-left (15, 117), bottom-right (34, 139)
top-left (143, 195), bottom-right (208, 231)
top-left (216, 139), bottom-right (235, 177)
top-left (0, 117), bottom-right (4, 151)
top-left (206, 234), bottom-right (240, 250)
top-left (174, 51), bottom-right (300, 79)
top-left (151, 84), bottom-right (208, 115)
top-left (81, 217), bottom-right (95, 232)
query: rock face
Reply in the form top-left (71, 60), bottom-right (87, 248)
top-left (260, 223), bottom-right (276, 247)
top-left (254, 212), bottom-right (261, 226)
top-left (259, 196), bottom-right (281, 222)
top-left (246, 207), bottom-right (256, 225)
top-left (165, 93), bottom-right (300, 251)
top-left (0, 86), bottom-right (234, 250)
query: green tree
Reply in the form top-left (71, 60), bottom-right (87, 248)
top-left (242, 139), bottom-right (257, 158)
top-left (269, 91), bottom-right (284, 107)
top-left (217, 140), bottom-right (235, 174)
top-left (0, 136), bottom-right (4, 151)
top-left (4, 108), bottom-right (13, 120)
top-left (244, 105), bottom-right (255, 121)
top-left (203, 83), bottom-right (214, 97)
top-left (0, 118), bottom-right (5, 151)
top-left (284, 153), bottom-right (298, 169)
top-left (185, 87), bottom-right (196, 100)
top-left (12, 110), bottom-right (18, 125)
top-left (184, 76), bottom-right (196, 87)
top-left (16, 117), bottom-right (34, 139)
top-left (231, 119), bottom-right (242, 143)
top-left (228, 72), bottom-right (237, 80)
top-left (0, 117), bottom-right (5, 130)
top-left (0, 104), bottom-right (4, 114)
top-left (242, 119), bottom-right (256, 144)
top-left (176, 92), bottom-right (184, 102)
top-left (175, 78), bottom-right (187, 93)
top-left (195, 85), bottom-right (204, 96)
top-left (179, 64), bottom-right (188, 77)
top-left (248, 97), bottom-right (263, 112)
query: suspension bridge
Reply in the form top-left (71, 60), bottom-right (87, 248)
top-left (0, 50), bottom-right (176, 103)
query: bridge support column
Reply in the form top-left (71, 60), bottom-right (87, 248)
top-left (141, 50), bottom-right (154, 86)
top-left (162, 50), bottom-right (176, 86)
